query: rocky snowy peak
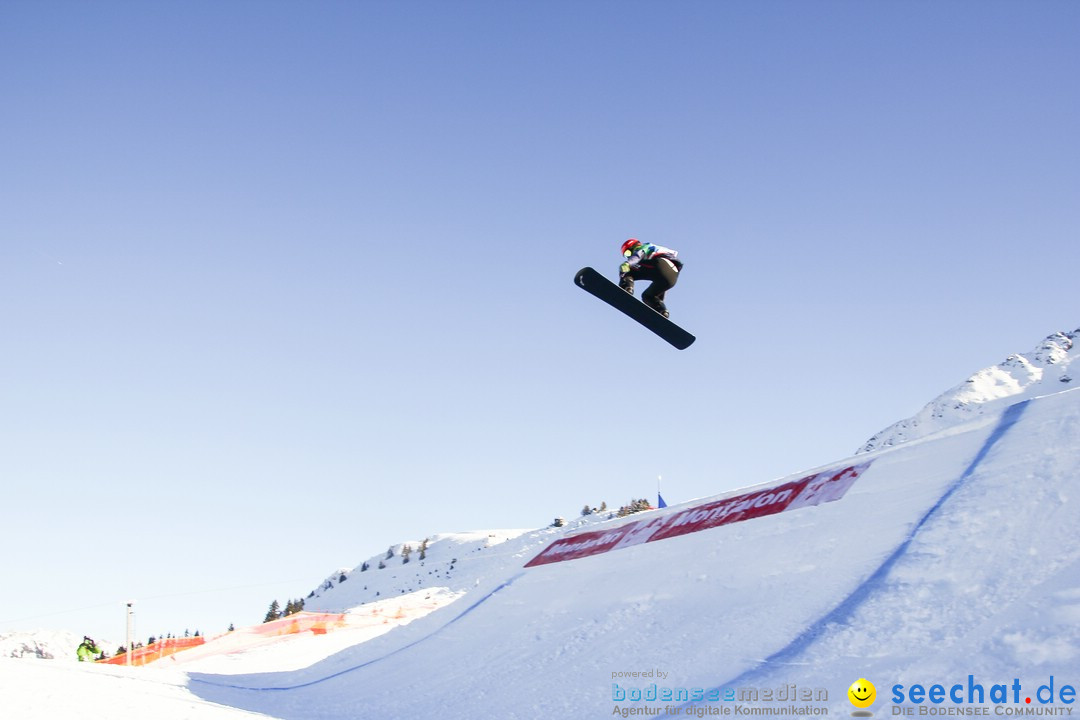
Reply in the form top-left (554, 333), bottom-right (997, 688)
top-left (1, 630), bottom-right (85, 661)
top-left (859, 328), bottom-right (1077, 453)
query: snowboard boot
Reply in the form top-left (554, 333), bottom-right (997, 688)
top-left (644, 297), bottom-right (669, 318)
top-left (643, 290), bottom-right (669, 318)
top-left (619, 275), bottom-right (634, 296)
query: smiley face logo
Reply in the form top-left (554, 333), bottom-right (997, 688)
top-left (848, 678), bottom-right (876, 709)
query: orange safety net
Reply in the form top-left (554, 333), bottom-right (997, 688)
top-left (247, 612), bottom-right (348, 637)
top-left (100, 636), bottom-right (205, 666)
top-left (97, 612), bottom-right (350, 666)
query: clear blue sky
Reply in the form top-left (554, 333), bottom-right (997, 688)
top-left (2, 1), bottom-right (1077, 643)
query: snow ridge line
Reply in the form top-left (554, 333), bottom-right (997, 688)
top-left (682, 398), bottom-right (1031, 708)
top-left (188, 572), bottom-right (526, 693)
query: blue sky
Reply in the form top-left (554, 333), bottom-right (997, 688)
top-left (2, 1), bottom-right (1077, 643)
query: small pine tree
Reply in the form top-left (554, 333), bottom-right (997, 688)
top-left (552, 517), bottom-right (566, 527)
top-left (419, 538), bottom-right (429, 561)
top-left (228, 623), bottom-right (235, 632)
top-left (581, 504), bottom-right (593, 516)
top-left (401, 543), bottom-right (413, 564)
top-left (617, 498), bottom-right (652, 517)
top-left (264, 599), bottom-right (281, 623)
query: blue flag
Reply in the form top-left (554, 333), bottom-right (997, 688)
top-left (657, 493), bottom-right (668, 509)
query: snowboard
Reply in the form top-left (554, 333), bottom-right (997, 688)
top-left (574, 267), bottom-right (696, 350)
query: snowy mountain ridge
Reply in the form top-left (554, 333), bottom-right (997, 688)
top-left (859, 328), bottom-right (1077, 453)
top-left (1, 630), bottom-right (86, 662)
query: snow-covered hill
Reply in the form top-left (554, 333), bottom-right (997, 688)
top-left (181, 329), bottom-right (1080, 719)
top-left (303, 529), bottom-right (541, 612)
top-left (6, 329), bottom-right (1080, 720)
top-left (0, 630), bottom-right (84, 661)
top-left (859, 329), bottom-right (1077, 453)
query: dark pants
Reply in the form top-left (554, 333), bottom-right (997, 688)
top-left (620, 257), bottom-right (681, 314)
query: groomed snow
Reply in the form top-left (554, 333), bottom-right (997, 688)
top-left (6, 332), bottom-right (1080, 720)
top-left (184, 386), bottom-right (1080, 719)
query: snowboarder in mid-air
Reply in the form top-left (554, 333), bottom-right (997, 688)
top-left (617, 238), bottom-right (683, 319)
top-left (573, 239), bottom-right (694, 349)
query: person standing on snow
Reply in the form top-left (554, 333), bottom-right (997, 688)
top-left (76, 636), bottom-right (103, 662)
top-left (618, 238), bottom-right (683, 318)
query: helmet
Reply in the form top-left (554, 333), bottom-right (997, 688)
top-left (620, 238), bottom-right (641, 255)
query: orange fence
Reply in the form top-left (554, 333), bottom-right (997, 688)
top-left (100, 636), bottom-right (205, 666)
top-left (246, 612), bottom-right (348, 637)
top-left (98, 612), bottom-right (350, 666)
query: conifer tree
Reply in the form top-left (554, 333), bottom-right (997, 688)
top-left (283, 598), bottom-right (306, 616)
top-left (264, 599), bottom-right (281, 623)
top-left (617, 498), bottom-right (652, 517)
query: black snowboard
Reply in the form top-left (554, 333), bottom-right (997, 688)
top-left (574, 267), bottom-right (696, 350)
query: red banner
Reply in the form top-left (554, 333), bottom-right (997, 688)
top-left (524, 463), bottom-right (870, 568)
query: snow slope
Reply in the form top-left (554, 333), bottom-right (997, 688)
top-left (169, 588), bottom-right (467, 675)
top-left (185, 363), bottom-right (1080, 718)
top-left (302, 529), bottom-right (539, 613)
top-left (7, 329), bottom-right (1080, 720)
top-left (0, 659), bottom-right (272, 720)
